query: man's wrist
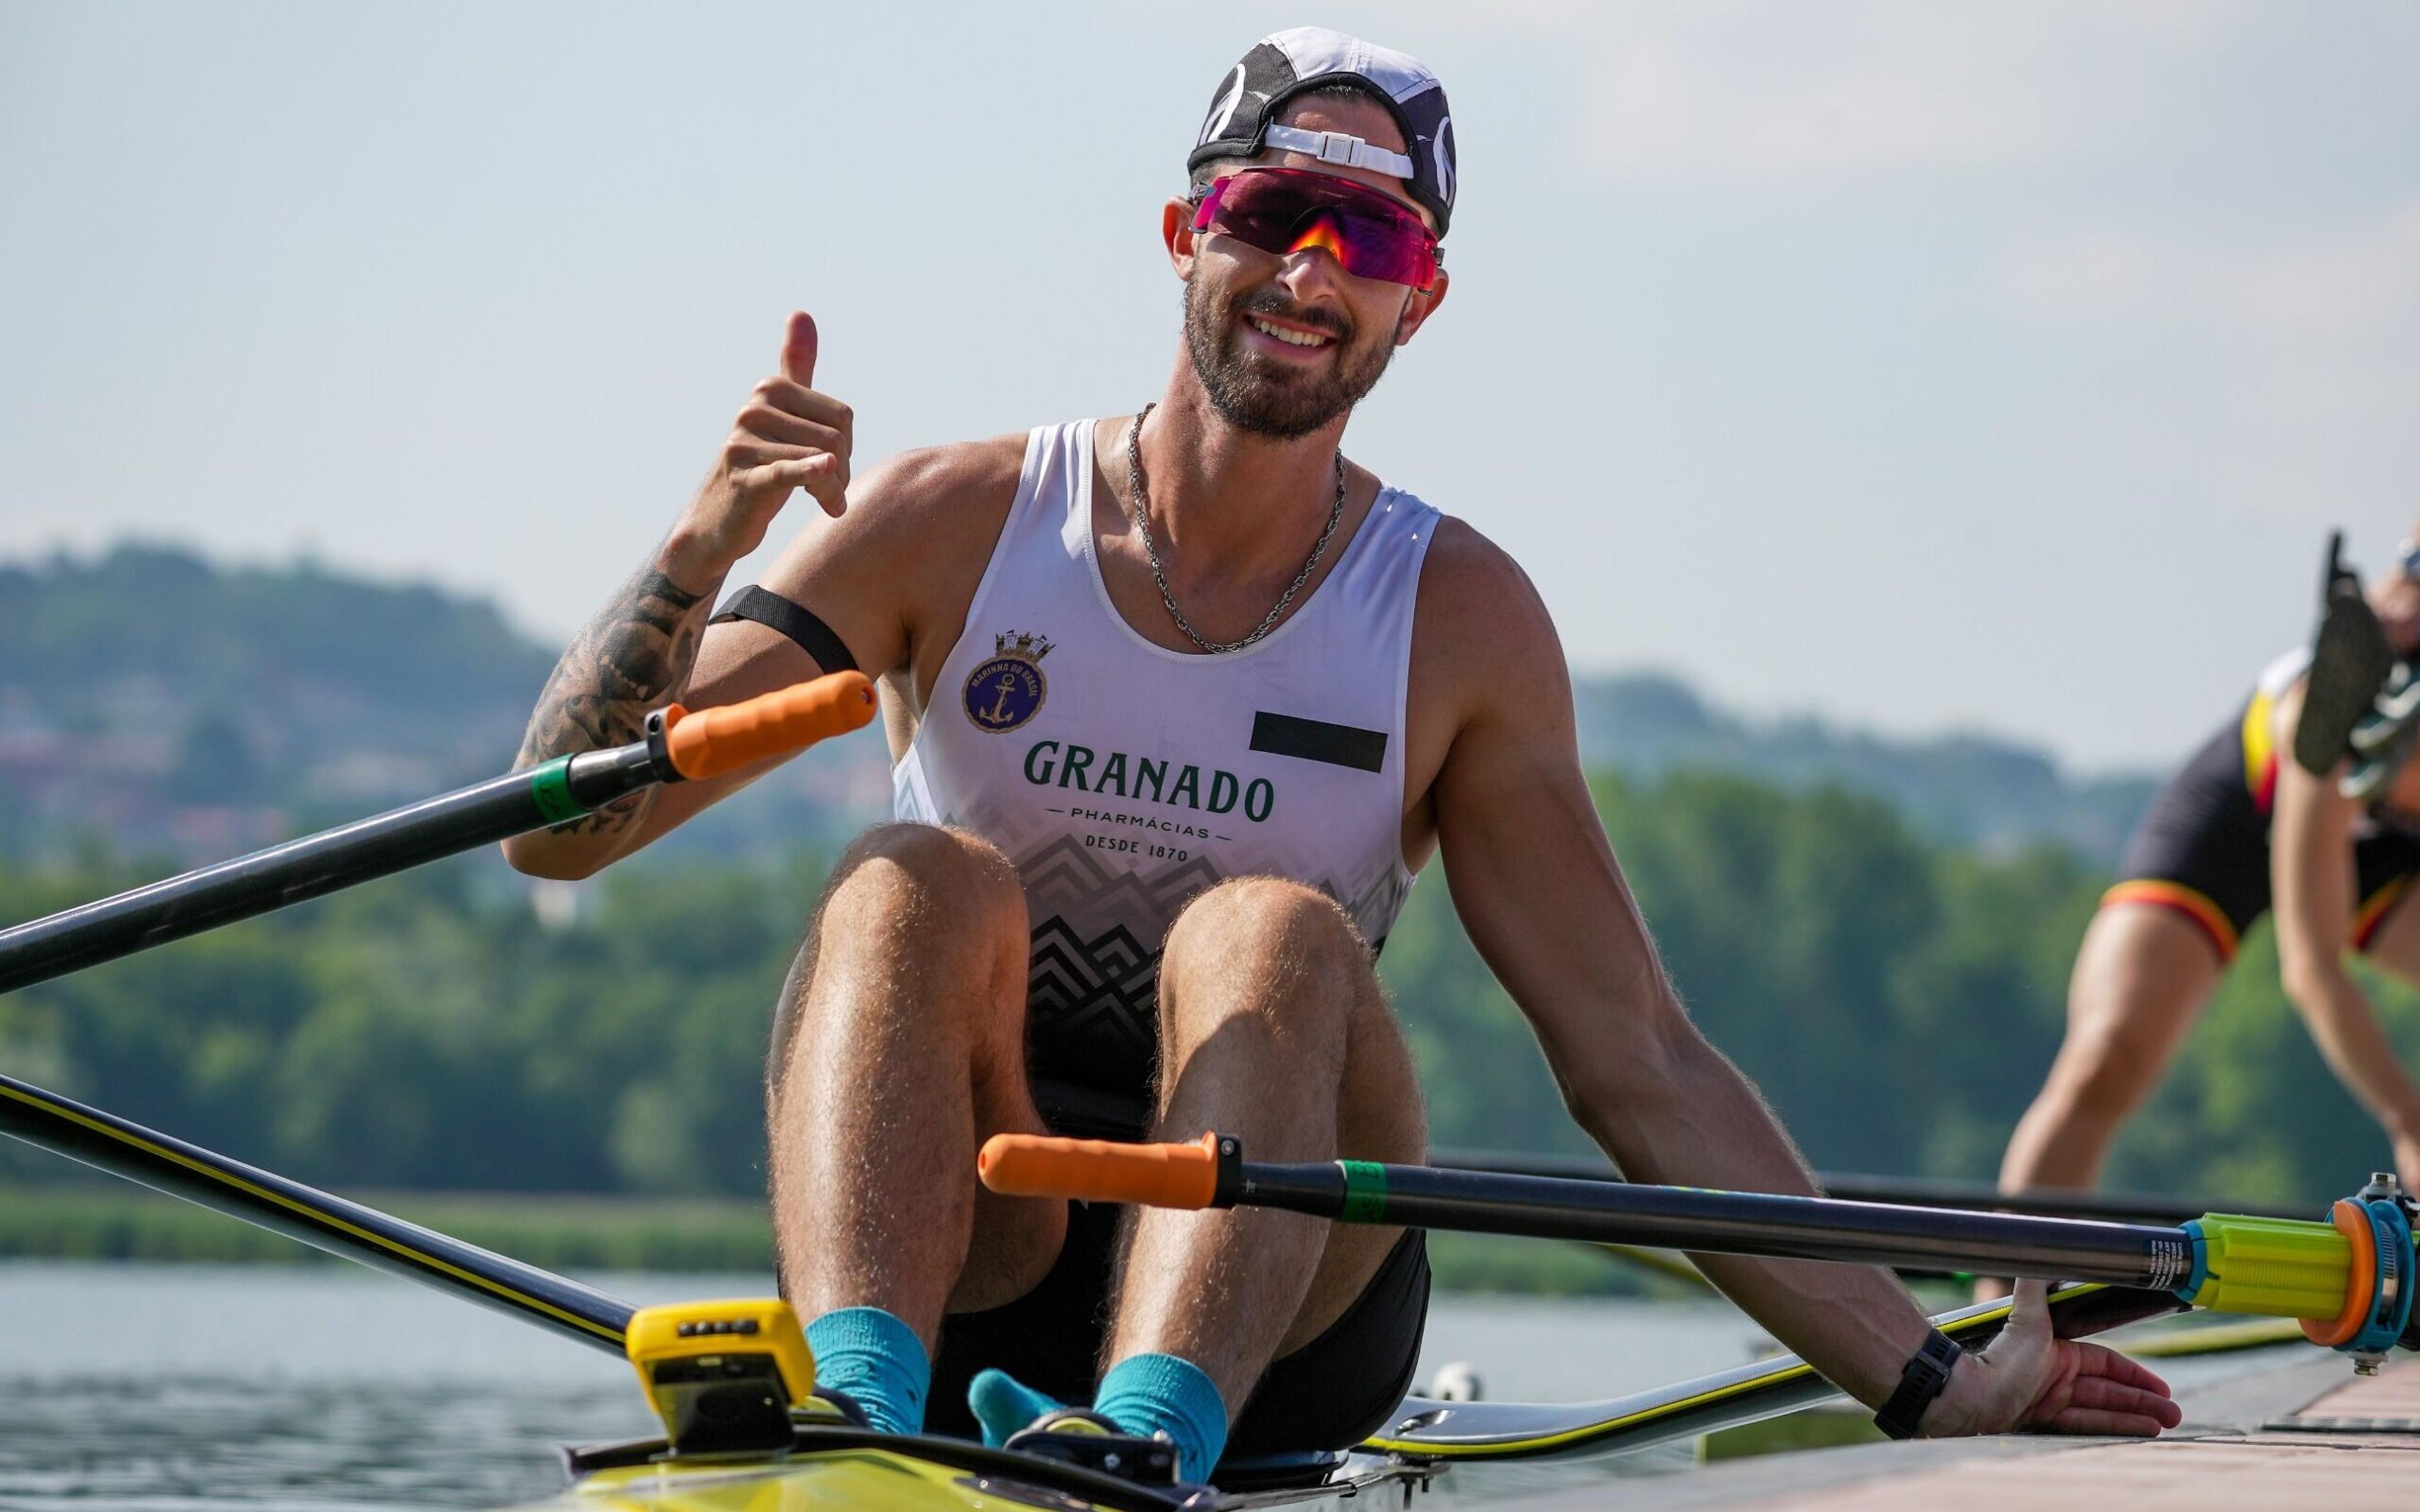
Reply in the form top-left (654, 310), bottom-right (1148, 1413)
top-left (1874, 1329), bottom-right (1968, 1439)
top-left (1868, 1326), bottom-right (1984, 1432)
top-left (657, 524), bottom-right (735, 600)
top-left (1913, 1350), bottom-right (1990, 1437)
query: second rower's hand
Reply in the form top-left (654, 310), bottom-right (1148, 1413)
top-left (504, 311), bottom-right (853, 877)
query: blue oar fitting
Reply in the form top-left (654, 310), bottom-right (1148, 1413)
top-left (2356, 1194), bottom-right (2417, 1358)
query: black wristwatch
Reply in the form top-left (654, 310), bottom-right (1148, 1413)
top-left (1874, 1328), bottom-right (1961, 1440)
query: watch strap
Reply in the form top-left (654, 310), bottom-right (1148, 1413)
top-left (1874, 1327), bottom-right (1961, 1440)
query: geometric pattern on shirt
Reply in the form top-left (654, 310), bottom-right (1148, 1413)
top-left (1007, 830), bottom-right (1414, 1092)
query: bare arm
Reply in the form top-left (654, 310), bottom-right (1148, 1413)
top-left (1422, 541), bottom-right (1925, 1407)
top-left (1415, 525), bottom-right (2174, 1435)
top-left (504, 317), bottom-right (1027, 880)
top-left (504, 311), bottom-right (858, 878)
top-left (2269, 693), bottom-right (2420, 1148)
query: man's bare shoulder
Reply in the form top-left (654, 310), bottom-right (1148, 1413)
top-left (1404, 513), bottom-right (1579, 809)
top-left (838, 432), bottom-right (1030, 541)
top-left (761, 431), bottom-right (1026, 585)
top-left (1415, 515), bottom-right (1563, 667)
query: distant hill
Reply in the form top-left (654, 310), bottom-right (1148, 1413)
top-left (0, 544), bottom-right (884, 868)
top-left (1572, 674), bottom-right (2157, 864)
top-left (1, 541), bottom-right (550, 772)
top-left (0, 544), bottom-right (2155, 869)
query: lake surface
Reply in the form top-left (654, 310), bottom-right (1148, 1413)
top-left (0, 1263), bottom-right (1763, 1509)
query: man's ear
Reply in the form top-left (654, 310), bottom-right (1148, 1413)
top-left (1162, 199), bottom-right (1199, 279)
top-left (1393, 268), bottom-right (1450, 345)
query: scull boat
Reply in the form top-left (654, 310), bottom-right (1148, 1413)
top-left (2, 674), bottom-right (2414, 1508)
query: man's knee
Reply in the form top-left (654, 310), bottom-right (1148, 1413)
top-left (1161, 878), bottom-right (1376, 1045)
top-left (1168, 876), bottom-right (1368, 974)
top-left (820, 823), bottom-right (1026, 941)
top-left (771, 824), bottom-right (1027, 1083)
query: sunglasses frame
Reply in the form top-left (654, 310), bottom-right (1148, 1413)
top-left (1187, 166), bottom-right (1444, 291)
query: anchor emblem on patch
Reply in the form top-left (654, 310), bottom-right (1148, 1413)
top-left (963, 631), bottom-right (1052, 734)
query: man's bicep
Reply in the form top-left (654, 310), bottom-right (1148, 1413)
top-left (750, 438), bottom-right (1023, 685)
top-left (744, 452), bottom-right (937, 682)
top-left (1431, 629), bottom-right (1677, 1073)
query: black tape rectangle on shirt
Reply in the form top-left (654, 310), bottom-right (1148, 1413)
top-left (1250, 712), bottom-right (1387, 773)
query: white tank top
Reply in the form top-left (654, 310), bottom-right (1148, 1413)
top-left (894, 420), bottom-right (1438, 1116)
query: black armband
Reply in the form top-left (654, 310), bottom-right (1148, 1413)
top-left (710, 586), bottom-right (860, 675)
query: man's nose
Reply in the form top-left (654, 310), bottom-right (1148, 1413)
top-left (1272, 252), bottom-right (1349, 313)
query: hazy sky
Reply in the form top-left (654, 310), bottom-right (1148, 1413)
top-left (4, 3), bottom-right (2414, 769)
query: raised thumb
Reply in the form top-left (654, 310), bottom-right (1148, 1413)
top-left (780, 311), bottom-right (818, 387)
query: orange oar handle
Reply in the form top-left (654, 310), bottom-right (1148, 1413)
top-left (979, 1131), bottom-right (1223, 1209)
top-left (663, 671), bottom-right (876, 781)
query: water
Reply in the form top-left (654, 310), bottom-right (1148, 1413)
top-left (0, 1263), bottom-right (1760, 1509)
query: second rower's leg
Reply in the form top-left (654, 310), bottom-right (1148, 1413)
top-left (768, 822), bottom-right (1066, 1430)
top-left (1104, 877), bottom-right (1424, 1472)
top-left (2000, 903), bottom-right (2223, 1192)
top-left (1983, 902), bottom-right (2222, 1296)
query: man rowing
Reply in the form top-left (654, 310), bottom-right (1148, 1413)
top-left (2002, 534), bottom-right (2420, 1210)
top-left (504, 27), bottom-right (2175, 1480)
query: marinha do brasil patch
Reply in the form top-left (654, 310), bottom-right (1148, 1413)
top-left (964, 631), bottom-right (1052, 734)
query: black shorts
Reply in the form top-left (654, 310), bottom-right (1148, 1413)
top-left (926, 1194), bottom-right (1431, 1467)
top-left (2108, 715), bottom-right (2420, 961)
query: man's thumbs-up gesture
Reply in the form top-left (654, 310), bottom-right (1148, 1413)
top-left (671, 311), bottom-right (854, 584)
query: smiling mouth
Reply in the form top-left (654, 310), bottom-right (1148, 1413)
top-left (1245, 313), bottom-right (1336, 350)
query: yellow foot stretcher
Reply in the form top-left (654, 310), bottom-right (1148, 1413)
top-left (579, 1297), bottom-right (1407, 1510)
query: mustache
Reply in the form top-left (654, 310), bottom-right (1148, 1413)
top-left (1233, 290), bottom-right (1352, 343)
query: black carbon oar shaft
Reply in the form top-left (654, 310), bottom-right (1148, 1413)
top-left (1236, 1159), bottom-right (2199, 1291)
top-left (0, 747), bottom-right (658, 995)
top-left (0, 1070), bottom-right (633, 1353)
top-left (1429, 1145), bottom-right (2302, 1226)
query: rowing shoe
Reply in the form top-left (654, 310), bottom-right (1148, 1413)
top-left (980, 1131), bottom-right (2420, 1373)
top-left (0, 671), bottom-right (875, 994)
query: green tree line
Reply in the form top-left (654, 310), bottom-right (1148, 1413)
top-left (6, 770), bottom-right (2415, 1208)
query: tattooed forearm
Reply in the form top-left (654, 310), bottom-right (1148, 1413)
top-left (514, 564), bottom-right (715, 837)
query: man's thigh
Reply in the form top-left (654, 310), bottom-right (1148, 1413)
top-left (1154, 876), bottom-right (1427, 1353)
top-left (768, 821), bottom-right (1065, 1312)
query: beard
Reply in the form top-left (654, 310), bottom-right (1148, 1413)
top-left (1182, 277), bottom-right (1398, 440)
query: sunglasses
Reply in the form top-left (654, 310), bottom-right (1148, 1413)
top-left (1189, 168), bottom-right (1442, 290)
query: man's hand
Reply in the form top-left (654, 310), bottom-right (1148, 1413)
top-left (667, 311), bottom-right (854, 587)
top-left (1923, 1280), bottom-right (2181, 1437)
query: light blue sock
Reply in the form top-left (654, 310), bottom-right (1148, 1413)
top-left (967, 1366), bottom-right (1069, 1447)
top-left (1095, 1353), bottom-right (1228, 1483)
top-left (803, 1306), bottom-right (928, 1436)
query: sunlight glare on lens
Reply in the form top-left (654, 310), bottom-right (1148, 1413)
top-left (1286, 214), bottom-right (1350, 267)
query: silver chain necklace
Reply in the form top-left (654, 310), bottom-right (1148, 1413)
top-left (1122, 403), bottom-right (1346, 655)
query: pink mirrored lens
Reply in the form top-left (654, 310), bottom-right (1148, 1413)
top-left (1193, 171), bottom-right (1438, 288)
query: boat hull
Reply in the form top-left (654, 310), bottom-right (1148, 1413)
top-left (515, 1429), bottom-right (1429, 1512)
